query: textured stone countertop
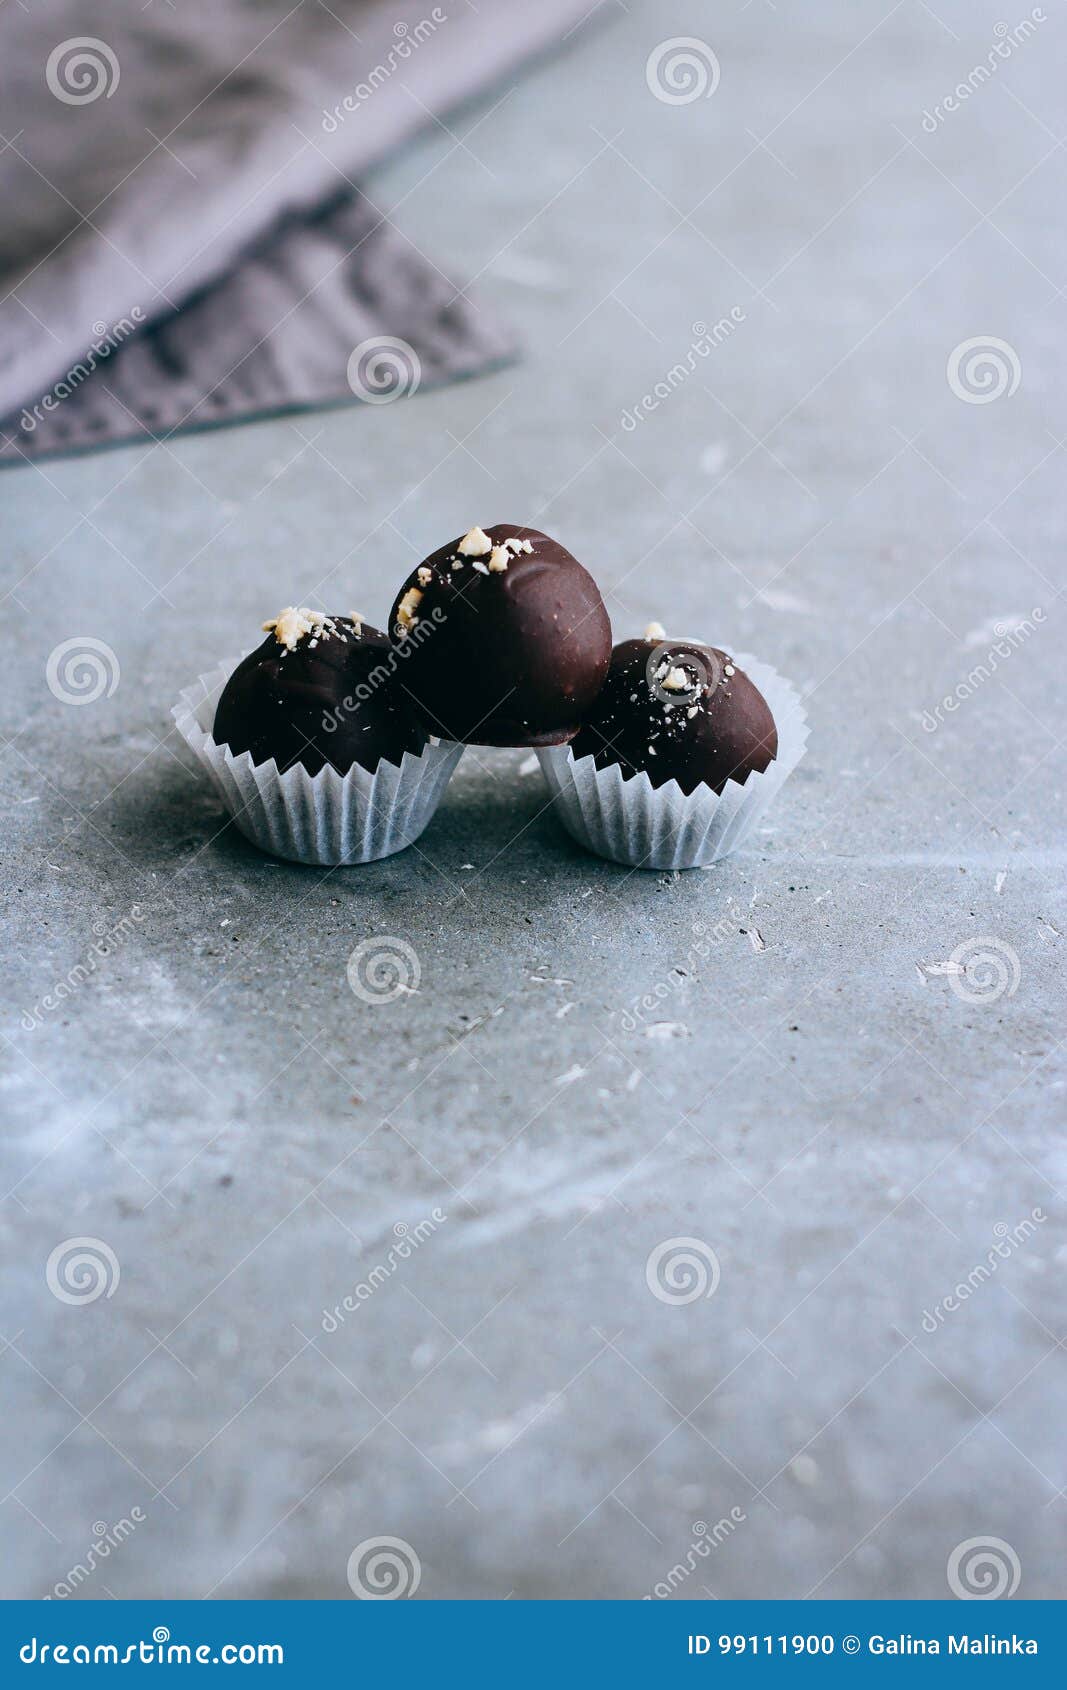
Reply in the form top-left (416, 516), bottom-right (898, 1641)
top-left (2, 0), bottom-right (1065, 1601)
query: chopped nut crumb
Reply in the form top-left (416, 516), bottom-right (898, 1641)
top-left (471, 560), bottom-right (490, 575)
top-left (349, 611), bottom-right (365, 634)
top-left (661, 665), bottom-right (691, 692)
top-left (724, 663), bottom-right (735, 676)
top-left (644, 620), bottom-right (666, 641)
top-left (488, 546), bottom-right (510, 572)
top-left (262, 607), bottom-right (337, 651)
top-left (417, 566), bottom-right (433, 586)
top-left (458, 525), bottom-right (492, 557)
top-left (395, 586), bottom-right (424, 633)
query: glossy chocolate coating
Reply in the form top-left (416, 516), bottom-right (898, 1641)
top-left (570, 635), bottom-right (777, 796)
top-left (388, 524), bottom-right (612, 746)
top-left (213, 619), bottom-right (428, 777)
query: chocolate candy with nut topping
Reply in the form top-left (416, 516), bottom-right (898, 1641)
top-left (213, 610), bottom-right (428, 777)
top-left (388, 524), bottom-right (612, 746)
top-left (569, 624), bottom-right (777, 796)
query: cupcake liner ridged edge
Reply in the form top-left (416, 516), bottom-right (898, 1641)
top-left (172, 661), bottom-right (463, 865)
top-left (537, 654), bottom-right (808, 871)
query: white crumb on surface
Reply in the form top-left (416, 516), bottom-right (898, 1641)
top-left (490, 252), bottom-right (564, 289)
top-left (756, 587), bottom-right (815, 615)
top-left (789, 1454), bottom-right (819, 1486)
top-left (963, 612), bottom-right (1030, 649)
top-left (699, 441), bottom-right (729, 475)
top-left (554, 1064), bottom-right (586, 1087)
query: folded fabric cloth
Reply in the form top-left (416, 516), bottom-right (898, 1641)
top-left (0, 0), bottom-right (599, 463)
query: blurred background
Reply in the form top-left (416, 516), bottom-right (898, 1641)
top-left (2, 0), bottom-right (1065, 1601)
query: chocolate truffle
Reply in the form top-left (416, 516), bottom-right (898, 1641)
top-left (570, 623), bottom-right (777, 796)
top-left (388, 524), bottom-right (611, 746)
top-left (213, 609), bottom-right (428, 777)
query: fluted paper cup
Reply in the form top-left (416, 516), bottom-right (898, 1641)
top-left (172, 661), bottom-right (463, 865)
top-left (537, 654), bottom-right (807, 870)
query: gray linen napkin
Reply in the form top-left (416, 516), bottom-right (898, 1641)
top-left (0, 0), bottom-right (599, 463)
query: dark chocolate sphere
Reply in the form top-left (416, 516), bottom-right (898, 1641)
top-left (214, 611), bottom-right (428, 777)
top-left (570, 629), bottom-right (777, 796)
top-left (388, 524), bottom-right (611, 746)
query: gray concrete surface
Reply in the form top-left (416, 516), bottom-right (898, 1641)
top-left (2, 0), bottom-right (1065, 1602)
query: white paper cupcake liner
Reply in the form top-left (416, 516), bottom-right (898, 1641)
top-left (172, 661), bottom-right (463, 865)
top-left (537, 654), bottom-right (808, 871)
